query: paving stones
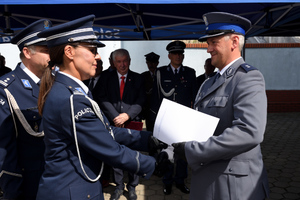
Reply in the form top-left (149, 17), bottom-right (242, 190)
top-left (103, 112), bottom-right (300, 200)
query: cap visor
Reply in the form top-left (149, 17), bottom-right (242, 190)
top-left (198, 32), bottom-right (227, 41)
top-left (81, 39), bottom-right (106, 47)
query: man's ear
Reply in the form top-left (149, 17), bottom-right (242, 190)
top-left (231, 35), bottom-right (239, 51)
top-left (22, 47), bottom-right (31, 59)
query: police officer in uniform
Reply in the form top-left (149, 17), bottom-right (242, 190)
top-left (0, 19), bottom-right (52, 199)
top-left (150, 41), bottom-right (197, 195)
top-left (172, 12), bottom-right (269, 200)
top-left (35, 15), bottom-right (167, 200)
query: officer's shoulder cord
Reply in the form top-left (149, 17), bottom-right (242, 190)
top-left (156, 70), bottom-right (175, 98)
top-left (70, 93), bottom-right (115, 182)
top-left (4, 88), bottom-right (44, 138)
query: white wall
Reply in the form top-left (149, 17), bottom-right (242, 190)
top-left (245, 47), bottom-right (300, 90)
top-left (1, 41), bottom-right (299, 90)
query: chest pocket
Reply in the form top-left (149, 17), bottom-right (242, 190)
top-left (207, 96), bottom-right (228, 108)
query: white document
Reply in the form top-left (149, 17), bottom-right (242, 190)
top-left (153, 98), bottom-right (219, 145)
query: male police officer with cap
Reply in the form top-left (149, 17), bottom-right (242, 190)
top-left (172, 12), bottom-right (270, 200)
top-left (141, 52), bottom-right (160, 132)
top-left (0, 19), bottom-right (52, 200)
top-left (150, 41), bottom-right (197, 195)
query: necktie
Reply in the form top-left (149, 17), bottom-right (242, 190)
top-left (88, 78), bottom-right (95, 91)
top-left (213, 73), bottom-right (220, 84)
top-left (175, 69), bottom-right (178, 75)
top-left (120, 76), bottom-right (125, 99)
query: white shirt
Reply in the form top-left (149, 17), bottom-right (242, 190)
top-left (170, 64), bottom-right (181, 74)
top-left (117, 72), bottom-right (127, 86)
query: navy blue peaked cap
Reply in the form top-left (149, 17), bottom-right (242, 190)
top-left (145, 52), bottom-right (160, 62)
top-left (37, 15), bottom-right (105, 48)
top-left (11, 19), bottom-right (52, 51)
top-left (166, 41), bottom-right (186, 53)
top-left (198, 12), bottom-right (251, 41)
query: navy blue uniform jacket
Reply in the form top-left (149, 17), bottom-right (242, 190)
top-left (150, 65), bottom-right (197, 121)
top-left (36, 72), bottom-right (155, 200)
top-left (0, 64), bottom-right (44, 199)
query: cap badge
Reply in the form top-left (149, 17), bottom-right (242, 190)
top-left (44, 20), bottom-right (50, 29)
top-left (203, 16), bottom-right (208, 26)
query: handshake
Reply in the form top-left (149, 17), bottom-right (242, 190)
top-left (148, 136), bottom-right (186, 177)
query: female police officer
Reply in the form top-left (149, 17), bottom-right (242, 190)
top-left (35, 15), bottom-right (166, 200)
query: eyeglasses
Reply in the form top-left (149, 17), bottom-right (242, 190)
top-left (77, 44), bottom-right (98, 56)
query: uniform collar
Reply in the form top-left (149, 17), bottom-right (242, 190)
top-left (20, 62), bottom-right (40, 84)
top-left (219, 57), bottom-right (242, 76)
top-left (170, 64), bottom-right (181, 74)
top-left (58, 71), bottom-right (89, 94)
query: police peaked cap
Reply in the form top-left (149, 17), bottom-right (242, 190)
top-left (11, 19), bottom-right (52, 51)
top-left (198, 12), bottom-right (251, 41)
top-left (37, 15), bottom-right (105, 48)
top-left (166, 41), bottom-right (186, 53)
top-left (145, 52), bottom-right (160, 62)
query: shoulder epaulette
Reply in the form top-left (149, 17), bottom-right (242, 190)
top-left (240, 63), bottom-right (257, 72)
top-left (0, 73), bottom-right (16, 88)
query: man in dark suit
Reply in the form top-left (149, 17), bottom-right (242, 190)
top-left (83, 59), bottom-right (103, 93)
top-left (150, 41), bottom-right (197, 195)
top-left (196, 58), bottom-right (216, 90)
top-left (0, 54), bottom-right (12, 77)
top-left (94, 48), bottom-right (145, 200)
top-left (141, 52), bottom-right (160, 131)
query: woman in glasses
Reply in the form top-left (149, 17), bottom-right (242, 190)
top-left (36, 15), bottom-right (167, 200)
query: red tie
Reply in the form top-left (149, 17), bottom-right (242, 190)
top-left (120, 76), bottom-right (125, 99)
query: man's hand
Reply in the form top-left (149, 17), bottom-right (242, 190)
top-left (172, 142), bottom-right (186, 161)
top-left (148, 136), bottom-right (168, 156)
top-left (113, 113), bottom-right (130, 127)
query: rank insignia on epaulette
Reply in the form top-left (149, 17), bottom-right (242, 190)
top-left (74, 87), bottom-right (86, 95)
top-left (21, 79), bottom-right (32, 88)
top-left (34, 122), bottom-right (39, 132)
top-left (0, 99), bottom-right (5, 106)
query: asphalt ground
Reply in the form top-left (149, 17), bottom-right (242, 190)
top-left (103, 112), bottom-right (300, 200)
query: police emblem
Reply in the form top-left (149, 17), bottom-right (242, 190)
top-left (21, 79), bottom-right (32, 88)
top-left (203, 15), bottom-right (208, 26)
top-left (44, 20), bottom-right (50, 29)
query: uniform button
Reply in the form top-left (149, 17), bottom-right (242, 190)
top-left (229, 168), bottom-right (233, 172)
top-left (87, 194), bottom-right (90, 198)
top-left (106, 123), bottom-right (109, 126)
top-left (175, 85), bottom-right (177, 87)
top-left (33, 116), bottom-right (36, 119)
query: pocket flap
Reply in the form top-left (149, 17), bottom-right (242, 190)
top-left (208, 96), bottom-right (228, 108)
